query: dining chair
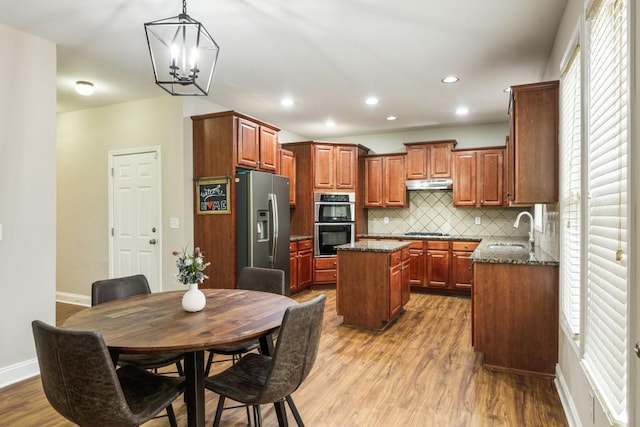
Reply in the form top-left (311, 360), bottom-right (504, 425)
top-left (203, 266), bottom-right (286, 376)
top-left (91, 274), bottom-right (185, 375)
top-left (32, 320), bottom-right (185, 427)
top-left (205, 294), bottom-right (326, 427)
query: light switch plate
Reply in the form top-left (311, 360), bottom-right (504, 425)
top-left (169, 218), bottom-right (180, 229)
top-left (475, 217), bottom-right (481, 225)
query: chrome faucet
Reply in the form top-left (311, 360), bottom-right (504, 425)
top-left (513, 211), bottom-right (535, 248)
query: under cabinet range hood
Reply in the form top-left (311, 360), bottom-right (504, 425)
top-left (406, 178), bottom-right (453, 190)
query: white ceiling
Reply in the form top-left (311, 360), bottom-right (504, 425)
top-left (0, 0), bottom-right (567, 139)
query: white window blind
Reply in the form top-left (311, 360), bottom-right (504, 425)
top-left (583, 0), bottom-right (629, 423)
top-left (559, 47), bottom-right (582, 337)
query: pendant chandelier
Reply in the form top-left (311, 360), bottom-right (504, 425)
top-left (144, 0), bottom-right (220, 96)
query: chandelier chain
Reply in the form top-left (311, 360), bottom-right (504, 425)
top-left (182, 0), bottom-right (187, 15)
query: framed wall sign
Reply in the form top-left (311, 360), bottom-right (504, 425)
top-left (196, 176), bottom-right (230, 214)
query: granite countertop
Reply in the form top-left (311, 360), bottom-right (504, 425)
top-left (337, 240), bottom-right (411, 253)
top-left (358, 233), bottom-right (481, 242)
top-left (290, 235), bottom-right (313, 242)
top-left (470, 237), bottom-right (559, 266)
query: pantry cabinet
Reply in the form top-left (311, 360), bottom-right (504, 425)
top-left (364, 154), bottom-right (406, 207)
top-left (506, 80), bottom-right (559, 205)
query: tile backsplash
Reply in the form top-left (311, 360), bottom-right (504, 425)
top-left (367, 191), bottom-right (530, 237)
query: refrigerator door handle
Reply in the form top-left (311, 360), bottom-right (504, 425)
top-left (268, 192), bottom-right (279, 265)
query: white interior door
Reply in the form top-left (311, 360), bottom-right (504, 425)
top-left (110, 149), bottom-right (162, 292)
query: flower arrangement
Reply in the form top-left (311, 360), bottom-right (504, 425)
top-left (172, 247), bottom-right (210, 285)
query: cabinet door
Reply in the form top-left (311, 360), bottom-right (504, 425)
top-left (401, 257), bottom-right (411, 306)
top-left (289, 243), bottom-right (298, 294)
top-left (428, 143), bottom-right (452, 178)
top-left (453, 151), bottom-right (477, 207)
top-left (384, 155), bottom-right (406, 207)
top-left (427, 249), bottom-right (450, 288)
top-left (259, 126), bottom-right (278, 172)
top-left (405, 145), bottom-right (428, 179)
top-left (335, 146), bottom-right (356, 189)
top-left (297, 243), bottom-right (313, 289)
top-left (237, 118), bottom-right (260, 169)
top-left (452, 251), bottom-right (473, 289)
top-left (389, 262), bottom-right (402, 319)
top-left (313, 144), bottom-right (335, 190)
top-left (409, 247), bottom-right (425, 285)
top-left (280, 149), bottom-right (296, 206)
top-left (364, 157), bottom-right (384, 207)
top-left (478, 149), bottom-right (503, 206)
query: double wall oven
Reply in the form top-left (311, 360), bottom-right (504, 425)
top-left (313, 192), bottom-right (355, 257)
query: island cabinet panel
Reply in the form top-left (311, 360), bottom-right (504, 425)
top-left (473, 262), bottom-right (559, 378)
top-left (401, 247), bottom-right (411, 306)
top-left (337, 246), bottom-right (408, 330)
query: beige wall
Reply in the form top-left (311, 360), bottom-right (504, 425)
top-left (56, 96), bottom-right (191, 299)
top-left (0, 24), bottom-right (56, 385)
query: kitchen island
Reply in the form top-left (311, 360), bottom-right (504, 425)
top-left (336, 240), bottom-right (411, 330)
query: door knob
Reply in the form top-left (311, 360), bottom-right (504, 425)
top-left (149, 239), bottom-right (157, 245)
top-left (634, 341), bottom-right (640, 359)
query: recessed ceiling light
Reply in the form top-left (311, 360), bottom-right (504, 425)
top-left (281, 98), bottom-right (294, 107)
top-left (365, 97), bottom-right (379, 106)
top-left (441, 75), bottom-right (460, 84)
top-left (325, 119), bottom-right (336, 127)
top-left (386, 116), bottom-right (397, 121)
top-left (75, 80), bottom-right (95, 96)
top-left (456, 106), bottom-right (469, 115)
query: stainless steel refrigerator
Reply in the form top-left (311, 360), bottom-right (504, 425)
top-left (236, 170), bottom-right (291, 294)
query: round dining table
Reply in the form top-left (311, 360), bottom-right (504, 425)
top-left (63, 288), bottom-right (298, 427)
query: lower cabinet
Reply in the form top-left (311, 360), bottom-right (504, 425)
top-left (407, 241), bottom-right (425, 286)
top-left (314, 256), bottom-right (338, 284)
top-left (401, 247), bottom-right (411, 306)
top-left (451, 241), bottom-right (479, 290)
top-left (290, 240), bottom-right (313, 294)
top-left (426, 241), bottom-right (450, 288)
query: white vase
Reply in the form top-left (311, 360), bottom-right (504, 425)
top-left (182, 283), bottom-right (206, 312)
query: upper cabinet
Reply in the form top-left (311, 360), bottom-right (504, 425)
top-left (236, 116), bottom-right (279, 172)
top-left (313, 144), bottom-right (357, 191)
top-left (364, 154), bottom-right (406, 208)
top-left (453, 148), bottom-right (504, 208)
top-left (279, 148), bottom-right (296, 206)
top-left (506, 80), bottom-right (559, 205)
top-left (404, 140), bottom-right (455, 180)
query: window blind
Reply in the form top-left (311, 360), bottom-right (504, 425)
top-left (583, 0), bottom-right (629, 423)
top-left (559, 47), bottom-right (581, 336)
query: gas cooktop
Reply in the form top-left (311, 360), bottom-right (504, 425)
top-left (404, 232), bottom-right (450, 237)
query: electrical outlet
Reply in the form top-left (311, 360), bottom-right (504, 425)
top-left (475, 216), bottom-right (481, 225)
top-left (170, 217), bottom-right (180, 229)
top-left (383, 217), bottom-right (389, 224)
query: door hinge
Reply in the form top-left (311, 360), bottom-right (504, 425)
top-left (111, 228), bottom-right (114, 237)
top-left (111, 167), bottom-right (114, 177)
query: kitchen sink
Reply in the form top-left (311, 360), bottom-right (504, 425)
top-left (487, 243), bottom-right (526, 249)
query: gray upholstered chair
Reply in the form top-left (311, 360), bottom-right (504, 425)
top-left (91, 274), bottom-right (185, 374)
top-left (204, 266), bottom-right (286, 376)
top-left (32, 320), bottom-right (185, 427)
top-left (205, 294), bottom-right (326, 427)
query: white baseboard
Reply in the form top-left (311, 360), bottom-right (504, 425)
top-left (0, 358), bottom-right (39, 388)
top-left (56, 291), bottom-right (91, 307)
top-left (555, 364), bottom-right (581, 427)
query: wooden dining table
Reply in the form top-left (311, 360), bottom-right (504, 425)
top-left (63, 288), bottom-right (298, 427)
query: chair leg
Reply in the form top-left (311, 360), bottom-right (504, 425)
top-left (176, 360), bottom-right (184, 376)
top-left (244, 404), bottom-right (252, 425)
top-left (166, 403), bottom-right (178, 427)
top-left (205, 351), bottom-right (215, 376)
top-left (253, 404), bottom-right (262, 427)
top-left (213, 396), bottom-right (226, 427)
top-left (285, 396), bottom-right (304, 427)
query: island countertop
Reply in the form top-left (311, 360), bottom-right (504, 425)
top-left (336, 240), bottom-right (411, 253)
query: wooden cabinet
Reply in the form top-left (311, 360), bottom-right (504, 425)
top-left (506, 80), bottom-right (559, 205)
top-left (426, 240), bottom-right (450, 288)
top-left (279, 149), bottom-right (296, 206)
top-left (401, 247), bottom-right (411, 306)
top-left (474, 262), bottom-right (559, 377)
top-left (236, 116), bottom-right (279, 172)
top-left (290, 239), bottom-right (313, 294)
top-left (407, 240), bottom-right (425, 286)
top-left (337, 244), bottom-right (410, 330)
top-left (314, 256), bottom-right (338, 284)
top-left (364, 154), bottom-right (406, 207)
top-left (451, 241), bottom-right (479, 290)
top-left (312, 144), bottom-right (356, 191)
top-left (453, 148), bottom-right (504, 207)
top-left (404, 141), bottom-right (455, 180)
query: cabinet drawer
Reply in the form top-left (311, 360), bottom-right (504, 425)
top-left (452, 241), bottom-right (479, 252)
top-left (314, 269), bottom-right (337, 282)
top-left (289, 242), bottom-right (298, 253)
top-left (315, 257), bottom-right (338, 270)
top-left (427, 240), bottom-right (450, 250)
top-left (298, 239), bottom-right (313, 251)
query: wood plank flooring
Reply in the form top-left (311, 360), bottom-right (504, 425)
top-left (1, 288), bottom-right (567, 426)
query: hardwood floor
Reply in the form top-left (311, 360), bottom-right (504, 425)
top-left (2, 288), bottom-right (567, 426)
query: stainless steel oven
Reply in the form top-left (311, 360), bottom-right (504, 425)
top-left (314, 222), bottom-right (355, 257)
top-left (314, 192), bottom-right (355, 223)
